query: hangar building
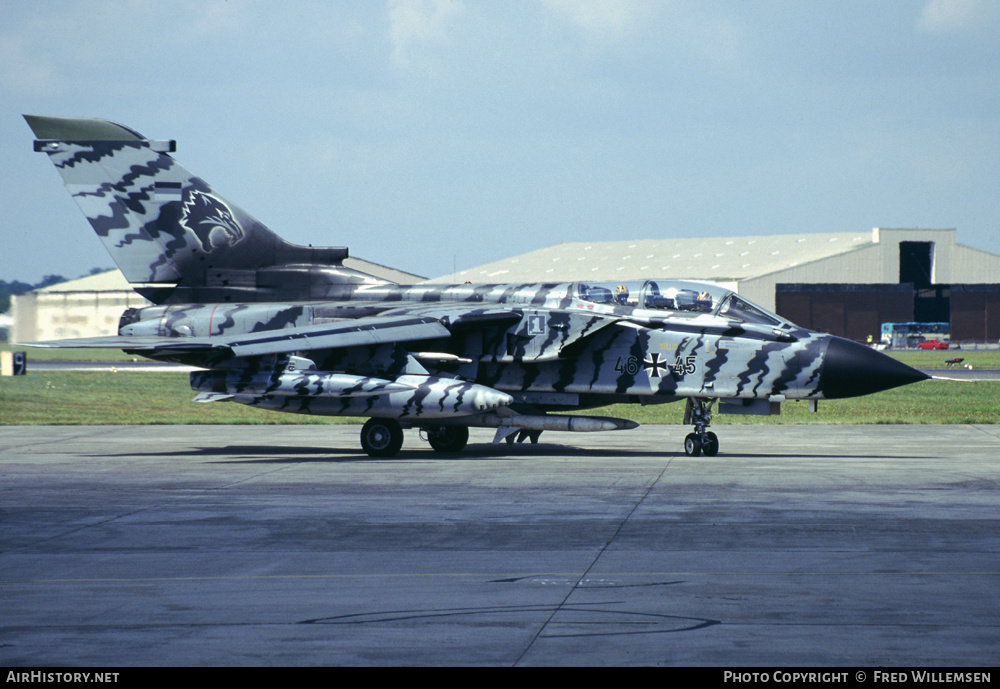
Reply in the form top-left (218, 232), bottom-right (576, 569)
top-left (429, 228), bottom-right (1000, 343)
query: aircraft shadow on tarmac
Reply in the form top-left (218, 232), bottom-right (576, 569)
top-left (86, 442), bottom-right (938, 463)
top-left (87, 443), bottom-right (668, 463)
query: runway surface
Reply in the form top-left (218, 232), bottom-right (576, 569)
top-left (1, 424), bottom-right (998, 666)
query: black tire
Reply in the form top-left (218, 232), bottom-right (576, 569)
top-left (684, 433), bottom-right (702, 457)
top-left (360, 418), bottom-right (404, 457)
top-left (426, 426), bottom-right (469, 453)
top-left (702, 431), bottom-right (719, 457)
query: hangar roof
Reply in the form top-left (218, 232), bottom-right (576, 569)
top-left (345, 257), bottom-right (425, 284)
top-left (426, 231), bottom-right (877, 284)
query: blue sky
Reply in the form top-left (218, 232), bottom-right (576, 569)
top-left (2, 0), bottom-right (998, 284)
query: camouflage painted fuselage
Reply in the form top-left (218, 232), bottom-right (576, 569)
top-left (119, 280), bottom-right (828, 415)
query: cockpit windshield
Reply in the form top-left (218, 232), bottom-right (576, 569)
top-left (575, 280), bottom-right (724, 315)
top-left (573, 280), bottom-right (788, 326)
top-left (717, 294), bottom-right (781, 326)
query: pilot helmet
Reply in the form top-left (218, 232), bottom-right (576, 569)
top-left (614, 284), bottom-right (629, 305)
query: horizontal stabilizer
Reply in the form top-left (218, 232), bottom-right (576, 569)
top-left (20, 337), bottom-right (218, 351)
top-left (21, 314), bottom-right (451, 357)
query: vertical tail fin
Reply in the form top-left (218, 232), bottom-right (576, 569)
top-left (25, 115), bottom-right (350, 298)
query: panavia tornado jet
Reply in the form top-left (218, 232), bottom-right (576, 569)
top-left (22, 116), bottom-right (929, 457)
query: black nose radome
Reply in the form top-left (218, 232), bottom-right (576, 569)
top-left (818, 337), bottom-right (930, 399)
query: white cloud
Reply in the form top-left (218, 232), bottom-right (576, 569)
top-left (388, 0), bottom-right (464, 68)
top-left (917, 0), bottom-right (988, 33)
top-left (539, 0), bottom-right (653, 40)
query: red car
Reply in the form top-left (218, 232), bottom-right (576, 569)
top-left (917, 339), bottom-right (949, 350)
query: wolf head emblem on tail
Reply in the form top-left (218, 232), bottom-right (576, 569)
top-left (181, 190), bottom-right (245, 252)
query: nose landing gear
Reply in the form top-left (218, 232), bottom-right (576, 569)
top-left (683, 398), bottom-right (719, 457)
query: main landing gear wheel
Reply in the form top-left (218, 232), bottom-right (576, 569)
top-left (683, 398), bottom-right (720, 457)
top-left (684, 433), bottom-right (702, 457)
top-left (684, 431), bottom-right (719, 457)
top-left (360, 418), bottom-right (404, 457)
top-left (426, 426), bottom-right (469, 453)
top-left (702, 431), bottom-right (719, 457)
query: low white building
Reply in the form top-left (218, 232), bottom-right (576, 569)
top-left (12, 271), bottom-right (151, 343)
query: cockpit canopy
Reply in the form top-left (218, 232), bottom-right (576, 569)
top-left (573, 280), bottom-right (789, 327)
